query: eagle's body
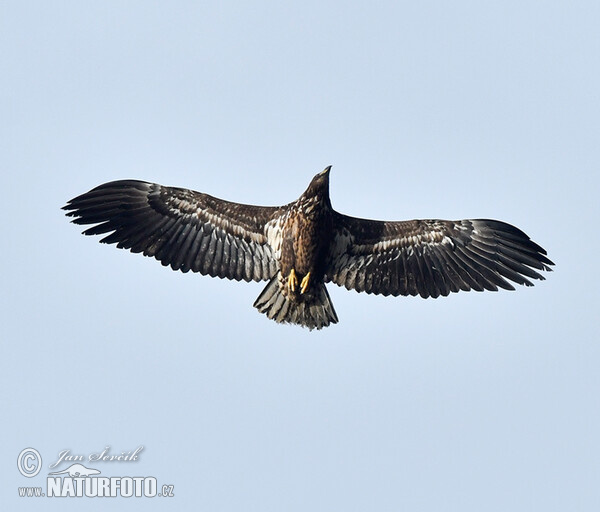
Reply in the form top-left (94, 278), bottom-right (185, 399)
top-left (64, 166), bottom-right (553, 329)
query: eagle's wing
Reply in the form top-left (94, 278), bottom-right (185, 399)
top-left (63, 180), bottom-right (283, 282)
top-left (326, 215), bottom-right (554, 298)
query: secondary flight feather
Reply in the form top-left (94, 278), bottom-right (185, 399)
top-left (63, 166), bottom-right (553, 329)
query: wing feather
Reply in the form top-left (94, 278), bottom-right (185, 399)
top-left (326, 215), bottom-right (553, 297)
top-left (63, 180), bottom-right (282, 282)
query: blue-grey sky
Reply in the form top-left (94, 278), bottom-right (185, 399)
top-left (2, 1), bottom-right (599, 510)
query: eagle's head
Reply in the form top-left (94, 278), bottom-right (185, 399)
top-left (301, 166), bottom-right (331, 206)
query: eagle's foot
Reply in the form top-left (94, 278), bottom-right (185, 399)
top-left (288, 268), bottom-right (298, 292)
top-left (300, 272), bottom-right (311, 294)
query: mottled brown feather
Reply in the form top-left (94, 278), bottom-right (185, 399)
top-left (63, 180), bottom-right (281, 282)
top-left (326, 215), bottom-right (553, 298)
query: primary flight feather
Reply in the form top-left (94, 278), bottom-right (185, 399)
top-left (63, 166), bottom-right (553, 330)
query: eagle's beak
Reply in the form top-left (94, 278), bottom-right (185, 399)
top-left (320, 165), bottom-right (332, 176)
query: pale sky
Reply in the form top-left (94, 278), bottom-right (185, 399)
top-left (2, 1), bottom-right (599, 510)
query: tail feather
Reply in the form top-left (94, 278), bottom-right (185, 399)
top-left (253, 274), bottom-right (338, 330)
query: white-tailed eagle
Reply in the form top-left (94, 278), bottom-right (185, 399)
top-left (63, 167), bottom-right (553, 330)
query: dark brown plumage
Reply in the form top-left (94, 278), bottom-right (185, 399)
top-left (63, 166), bottom-right (553, 329)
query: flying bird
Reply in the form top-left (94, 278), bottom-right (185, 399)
top-left (63, 166), bottom-right (553, 330)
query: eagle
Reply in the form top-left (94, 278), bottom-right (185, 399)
top-left (63, 166), bottom-right (553, 330)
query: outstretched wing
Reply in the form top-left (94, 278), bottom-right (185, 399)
top-left (326, 215), bottom-right (554, 298)
top-left (63, 180), bottom-right (283, 282)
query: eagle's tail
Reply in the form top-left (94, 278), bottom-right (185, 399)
top-left (253, 274), bottom-right (338, 330)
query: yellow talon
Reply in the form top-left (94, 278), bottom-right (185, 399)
top-left (288, 268), bottom-right (298, 292)
top-left (300, 272), bottom-right (311, 294)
